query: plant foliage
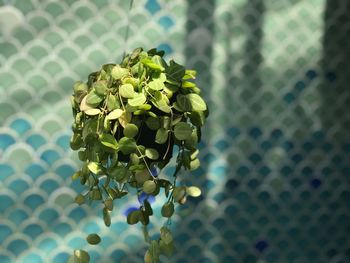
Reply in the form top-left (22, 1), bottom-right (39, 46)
top-left (69, 47), bottom-right (209, 262)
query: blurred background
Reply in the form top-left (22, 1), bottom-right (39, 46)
top-left (0, 0), bottom-right (350, 262)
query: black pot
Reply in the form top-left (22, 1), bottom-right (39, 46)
top-left (116, 121), bottom-right (174, 164)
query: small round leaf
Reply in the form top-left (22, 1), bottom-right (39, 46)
top-left (128, 93), bottom-right (146, 107)
top-left (173, 186), bottom-right (186, 202)
top-left (145, 117), bottom-right (160, 130)
top-left (145, 148), bottom-right (159, 160)
top-left (127, 210), bottom-right (141, 225)
top-left (143, 180), bottom-right (156, 194)
top-left (123, 123), bottom-right (139, 138)
top-left (155, 128), bottom-right (168, 144)
top-left (186, 93), bottom-right (207, 111)
top-left (186, 186), bottom-right (201, 197)
top-left (86, 233), bottom-right (101, 245)
top-left (174, 122), bottom-right (192, 140)
top-left (119, 83), bottom-right (135, 98)
top-left (107, 109), bottom-right (123, 120)
top-left (161, 202), bottom-right (174, 218)
top-left (74, 250), bottom-right (90, 263)
top-left (75, 194), bottom-right (85, 205)
top-left (112, 65), bottom-right (129, 79)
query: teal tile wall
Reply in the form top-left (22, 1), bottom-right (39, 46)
top-left (0, 0), bottom-right (349, 262)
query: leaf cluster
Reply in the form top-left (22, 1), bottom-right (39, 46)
top-left (69, 47), bottom-right (208, 263)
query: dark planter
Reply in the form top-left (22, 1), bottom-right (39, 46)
top-left (116, 121), bottom-right (174, 164)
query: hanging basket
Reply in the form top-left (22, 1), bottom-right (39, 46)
top-left (69, 47), bottom-right (209, 263)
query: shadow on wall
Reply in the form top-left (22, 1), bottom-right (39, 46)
top-left (321, 0), bottom-right (350, 135)
top-left (184, 0), bottom-right (215, 199)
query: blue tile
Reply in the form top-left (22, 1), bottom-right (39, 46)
top-left (0, 134), bottom-right (15, 150)
top-left (157, 43), bottom-right (173, 54)
top-left (0, 195), bottom-right (14, 213)
top-left (158, 16), bottom-right (175, 30)
top-left (26, 134), bottom-right (46, 149)
top-left (0, 164), bottom-right (15, 180)
top-left (10, 119), bottom-right (32, 135)
top-left (40, 149), bottom-right (60, 165)
top-left (25, 163), bottom-right (46, 179)
top-left (145, 0), bottom-right (161, 14)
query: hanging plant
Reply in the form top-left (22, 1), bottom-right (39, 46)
top-left (68, 47), bottom-right (209, 263)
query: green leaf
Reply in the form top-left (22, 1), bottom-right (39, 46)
top-left (123, 77), bottom-right (139, 88)
top-left (152, 98), bottom-right (171, 113)
top-left (105, 198), bottom-right (113, 211)
top-left (130, 153), bottom-right (140, 165)
top-left (70, 133), bottom-right (83, 150)
top-left (86, 233), bottom-right (101, 245)
top-left (74, 194), bottom-right (85, 205)
top-left (90, 189), bottom-right (102, 200)
top-left (184, 129), bottom-right (199, 150)
top-left (86, 90), bottom-right (103, 106)
top-left (73, 249), bottom-right (90, 263)
top-left (94, 81), bottom-right (107, 96)
top-left (145, 117), bottom-right (160, 130)
top-left (160, 227), bottom-right (173, 245)
top-left (161, 202), bottom-right (174, 218)
top-left (82, 119), bottom-right (98, 141)
top-left (147, 47), bottom-right (165, 57)
top-left (109, 165), bottom-right (129, 182)
top-left (129, 164), bottom-right (146, 172)
top-left (189, 111), bottom-right (206, 126)
top-left (71, 171), bottom-right (81, 181)
top-left (189, 158), bottom-right (200, 170)
top-left (159, 239), bottom-right (174, 257)
top-left (73, 81), bottom-right (88, 93)
top-left (173, 186), bottom-right (186, 202)
top-left (84, 108), bottom-right (101, 116)
top-left (131, 47), bottom-right (143, 59)
top-left (155, 128), bottom-right (168, 144)
top-left (118, 137), bottom-right (136, 154)
top-left (186, 93), bottom-right (207, 111)
top-left (103, 207), bottom-right (111, 227)
top-left (171, 116), bottom-right (182, 126)
top-left (138, 104), bottom-right (152, 110)
top-left (181, 81), bottom-right (196, 88)
top-left (135, 169), bottom-right (151, 184)
top-left (190, 149), bottom-right (199, 160)
top-left (174, 122), bottom-right (192, 140)
top-left (99, 133), bottom-right (118, 150)
top-left (144, 200), bottom-right (153, 216)
top-left (143, 180), bottom-right (156, 194)
top-left (144, 250), bottom-right (152, 263)
top-left (107, 95), bottom-right (120, 111)
top-left (150, 240), bottom-right (160, 263)
top-left (186, 186), bottom-right (201, 197)
top-left (148, 79), bottom-right (165, 91)
top-left (128, 92), bottom-right (146, 106)
top-left (119, 83), bottom-right (135, 98)
top-left (123, 123), bottom-right (139, 138)
top-left (176, 94), bottom-right (192, 112)
top-left (107, 109), bottom-right (123, 120)
top-left (166, 60), bottom-right (185, 82)
top-left (141, 58), bottom-right (164, 71)
top-left (152, 55), bottom-right (166, 69)
top-left (145, 148), bottom-right (159, 160)
top-left (183, 69), bottom-right (197, 79)
top-left (112, 65), bottom-right (129, 79)
top-left (87, 162), bottom-right (102, 174)
top-left (127, 210), bottom-right (141, 225)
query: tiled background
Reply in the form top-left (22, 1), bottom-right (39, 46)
top-left (0, 0), bottom-right (350, 262)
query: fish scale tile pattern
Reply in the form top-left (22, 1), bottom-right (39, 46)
top-left (0, 0), bottom-right (350, 262)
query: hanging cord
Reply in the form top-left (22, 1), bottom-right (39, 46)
top-left (123, 0), bottom-right (134, 57)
